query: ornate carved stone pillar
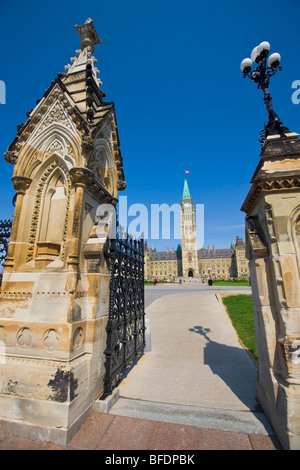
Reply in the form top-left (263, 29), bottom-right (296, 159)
top-left (242, 132), bottom-right (300, 450)
top-left (0, 19), bottom-right (126, 445)
top-left (3, 176), bottom-right (31, 270)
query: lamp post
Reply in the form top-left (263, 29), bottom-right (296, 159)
top-left (208, 267), bottom-right (212, 286)
top-left (240, 41), bottom-right (290, 143)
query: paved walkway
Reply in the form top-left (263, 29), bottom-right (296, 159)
top-left (0, 288), bottom-right (282, 450)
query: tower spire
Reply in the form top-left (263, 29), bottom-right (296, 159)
top-left (64, 18), bottom-right (102, 89)
top-left (182, 178), bottom-right (191, 201)
top-left (63, 18), bottom-right (105, 121)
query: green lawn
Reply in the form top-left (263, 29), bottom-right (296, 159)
top-left (221, 294), bottom-right (258, 363)
top-left (213, 280), bottom-right (250, 286)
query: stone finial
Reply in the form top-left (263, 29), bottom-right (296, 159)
top-left (75, 18), bottom-right (101, 54)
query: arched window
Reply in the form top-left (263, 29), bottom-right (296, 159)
top-left (35, 168), bottom-right (68, 261)
top-left (45, 177), bottom-right (67, 243)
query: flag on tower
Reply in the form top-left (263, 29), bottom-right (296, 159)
top-left (185, 170), bottom-right (190, 174)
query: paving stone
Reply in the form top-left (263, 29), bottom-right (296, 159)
top-left (94, 415), bottom-right (156, 450)
top-left (248, 433), bottom-right (282, 450)
top-left (67, 412), bottom-right (115, 450)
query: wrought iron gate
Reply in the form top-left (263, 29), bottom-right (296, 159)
top-left (103, 234), bottom-right (146, 396)
top-left (0, 219), bottom-right (12, 284)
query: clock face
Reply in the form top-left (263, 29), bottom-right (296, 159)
top-left (184, 202), bottom-right (190, 208)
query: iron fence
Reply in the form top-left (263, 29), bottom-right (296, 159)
top-left (102, 234), bottom-right (145, 396)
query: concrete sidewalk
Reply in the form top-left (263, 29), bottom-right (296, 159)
top-left (105, 290), bottom-right (281, 449)
top-left (0, 290), bottom-right (282, 450)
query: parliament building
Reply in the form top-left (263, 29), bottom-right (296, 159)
top-left (144, 180), bottom-right (249, 281)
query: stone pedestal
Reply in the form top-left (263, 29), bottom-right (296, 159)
top-left (242, 132), bottom-right (300, 450)
top-left (0, 19), bottom-right (126, 444)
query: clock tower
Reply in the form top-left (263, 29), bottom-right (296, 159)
top-left (181, 179), bottom-right (199, 277)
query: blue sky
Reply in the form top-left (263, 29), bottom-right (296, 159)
top-left (1, 0), bottom-right (300, 251)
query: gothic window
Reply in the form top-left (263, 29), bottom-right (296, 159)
top-left (36, 171), bottom-right (67, 259)
top-left (45, 177), bottom-right (67, 243)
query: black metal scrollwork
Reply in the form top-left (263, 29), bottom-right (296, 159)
top-left (102, 234), bottom-right (145, 396)
top-left (0, 219), bottom-right (12, 284)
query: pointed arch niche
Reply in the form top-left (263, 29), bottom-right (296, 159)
top-left (22, 121), bottom-right (80, 178)
top-left (89, 138), bottom-right (118, 198)
top-left (27, 157), bottom-right (70, 265)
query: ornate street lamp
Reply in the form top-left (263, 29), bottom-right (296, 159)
top-left (240, 41), bottom-right (290, 143)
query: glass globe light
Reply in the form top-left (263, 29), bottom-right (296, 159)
top-left (268, 52), bottom-right (281, 68)
top-left (257, 41), bottom-right (270, 55)
top-left (240, 58), bottom-right (252, 73)
top-left (251, 46), bottom-right (259, 63)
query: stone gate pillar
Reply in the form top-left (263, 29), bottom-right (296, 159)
top-left (0, 19), bottom-right (126, 444)
top-left (242, 132), bottom-right (300, 450)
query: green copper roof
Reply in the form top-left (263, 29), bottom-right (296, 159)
top-left (182, 178), bottom-right (191, 200)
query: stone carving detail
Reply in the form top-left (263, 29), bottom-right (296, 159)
top-left (258, 178), bottom-right (300, 191)
top-left (265, 205), bottom-right (277, 243)
top-left (69, 167), bottom-right (117, 205)
top-left (0, 291), bottom-right (32, 300)
top-left (242, 177), bottom-right (300, 214)
top-left (61, 177), bottom-right (72, 261)
top-left (4, 151), bottom-right (18, 164)
top-left (26, 149), bottom-right (43, 170)
top-left (16, 328), bottom-right (32, 349)
top-left (81, 136), bottom-right (94, 154)
top-left (46, 139), bottom-right (64, 156)
top-left (117, 180), bottom-right (127, 191)
top-left (43, 329), bottom-right (60, 352)
top-left (12, 176), bottom-right (32, 194)
top-left (73, 327), bottom-right (84, 350)
top-left (246, 215), bottom-right (269, 259)
top-left (36, 101), bottom-right (73, 135)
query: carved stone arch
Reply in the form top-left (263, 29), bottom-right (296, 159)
top-left (26, 122), bottom-right (81, 170)
top-left (26, 156), bottom-right (70, 263)
top-left (17, 146), bottom-right (44, 178)
top-left (29, 153), bottom-right (69, 184)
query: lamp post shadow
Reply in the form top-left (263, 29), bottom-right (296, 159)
top-left (189, 325), bottom-right (260, 412)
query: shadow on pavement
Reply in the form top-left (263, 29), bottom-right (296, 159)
top-left (188, 325), bottom-right (273, 433)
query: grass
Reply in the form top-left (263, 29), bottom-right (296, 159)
top-left (213, 279), bottom-right (250, 286)
top-left (221, 294), bottom-right (258, 363)
top-left (144, 280), bottom-right (166, 285)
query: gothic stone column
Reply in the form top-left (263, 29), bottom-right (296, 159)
top-left (0, 166), bottom-right (115, 445)
top-left (242, 133), bottom-right (300, 450)
top-left (3, 176), bottom-right (32, 271)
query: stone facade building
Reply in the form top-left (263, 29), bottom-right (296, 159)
top-left (145, 180), bottom-right (249, 281)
